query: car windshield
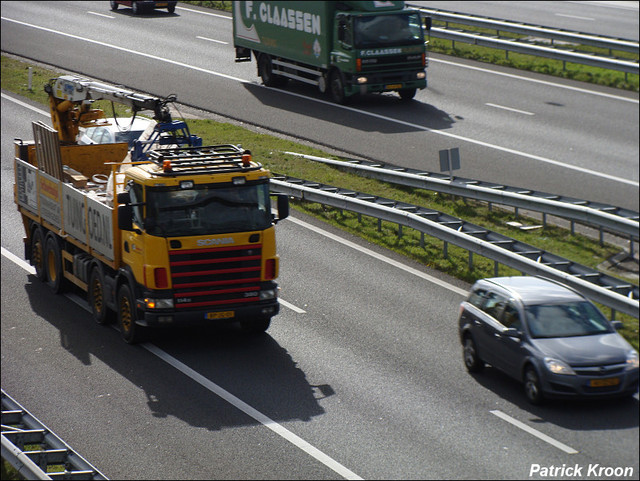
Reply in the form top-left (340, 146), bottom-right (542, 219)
top-left (144, 182), bottom-right (272, 237)
top-left (525, 302), bottom-right (612, 338)
top-left (354, 13), bottom-right (424, 48)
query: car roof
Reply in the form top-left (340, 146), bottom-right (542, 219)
top-left (475, 276), bottom-right (585, 305)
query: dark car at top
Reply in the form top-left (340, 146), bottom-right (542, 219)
top-left (110, 1), bottom-right (176, 14)
top-left (458, 276), bottom-right (639, 404)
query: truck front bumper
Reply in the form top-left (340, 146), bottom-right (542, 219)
top-left (136, 300), bottom-right (280, 328)
top-left (346, 70), bottom-right (426, 96)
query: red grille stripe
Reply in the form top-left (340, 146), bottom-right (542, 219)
top-left (170, 244), bottom-right (262, 256)
top-left (175, 297), bottom-right (259, 308)
top-left (170, 255), bottom-right (261, 266)
top-left (173, 277), bottom-right (261, 289)
top-left (172, 266), bottom-right (260, 277)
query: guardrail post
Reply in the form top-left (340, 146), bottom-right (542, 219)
top-left (494, 260), bottom-right (499, 276)
top-left (420, 232), bottom-right (425, 248)
top-left (468, 251), bottom-right (473, 271)
top-left (398, 224), bottom-right (403, 237)
top-left (443, 240), bottom-right (448, 259)
top-left (378, 219), bottom-right (382, 232)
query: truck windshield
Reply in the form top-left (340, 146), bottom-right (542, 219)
top-left (144, 182), bottom-right (272, 237)
top-left (354, 13), bottom-right (424, 48)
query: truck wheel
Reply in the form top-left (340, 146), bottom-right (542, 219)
top-left (44, 234), bottom-right (66, 294)
top-left (89, 266), bottom-right (114, 325)
top-left (329, 70), bottom-right (347, 104)
top-left (240, 317), bottom-right (271, 335)
top-left (259, 54), bottom-right (277, 87)
top-left (117, 283), bottom-right (142, 344)
top-left (109, 0), bottom-right (118, 11)
top-left (168, 4), bottom-right (175, 13)
top-left (31, 226), bottom-right (46, 281)
top-left (398, 88), bottom-right (416, 101)
top-left (132, 1), bottom-right (140, 15)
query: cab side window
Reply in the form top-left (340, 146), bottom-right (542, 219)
top-left (129, 182), bottom-right (145, 228)
top-left (467, 288), bottom-right (487, 309)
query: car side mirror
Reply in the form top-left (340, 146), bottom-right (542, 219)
top-left (503, 327), bottom-right (521, 338)
top-left (611, 320), bottom-right (623, 330)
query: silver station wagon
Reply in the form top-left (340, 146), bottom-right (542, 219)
top-left (458, 276), bottom-right (639, 404)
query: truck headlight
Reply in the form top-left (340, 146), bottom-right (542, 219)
top-left (544, 357), bottom-right (575, 375)
top-left (259, 289), bottom-right (277, 301)
top-left (145, 298), bottom-right (174, 309)
top-left (356, 76), bottom-right (368, 84)
top-left (416, 72), bottom-right (426, 79)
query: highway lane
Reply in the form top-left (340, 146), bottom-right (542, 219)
top-left (2, 94), bottom-right (639, 479)
top-left (1, 1), bottom-right (638, 211)
top-left (410, 1), bottom-right (640, 41)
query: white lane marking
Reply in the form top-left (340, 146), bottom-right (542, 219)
top-left (176, 6), bottom-right (231, 19)
top-left (555, 13), bottom-right (595, 20)
top-left (1, 92), bottom-right (50, 116)
top-left (285, 217), bottom-right (469, 297)
top-left (431, 58), bottom-right (639, 104)
top-left (280, 298), bottom-right (307, 313)
top-left (491, 410), bottom-right (579, 454)
top-left (0, 246), bottom-right (360, 480)
top-left (144, 343), bottom-right (362, 480)
top-left (1, 16), bottom-right (637, 187)
top-left (87, 11), bottom-right (115, 19)
top-left (486, 103), bottom-right (535, 115)
top-left (196, 35), bottom-right (228, 45)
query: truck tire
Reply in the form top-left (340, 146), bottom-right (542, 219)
top-left (329, 70), bottom-right (348, 104)
top-left (117, 283), bottom-right (142, 344)
top-left (109, 0), bottom-right (118, 11)
top-left (89, 266), bottom-right (114, 325)
top-left (168, 4), bottom-right (175, 13)
top-left (44, 233), bottom-right (66, 294)
top-left (132, 1), bottom-right (140, 15)
top-left (240, 317), bottom-right (271, 335)
top-left (258, 54), bottom-right (286, 88)
top-left (398, 88), bottom-right (416, 101)
top-left (31, 226), bottom-right (46, 281)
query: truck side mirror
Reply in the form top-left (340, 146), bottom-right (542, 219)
top-left (117, 191), bottom-right (131, 204)
top-left (275, 194), bottom-right (289, 222)
top-left (118, 205), bottom-right (134, 231)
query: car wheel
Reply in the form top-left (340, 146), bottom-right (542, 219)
top-left (109, 0), bottom-right (118, 11)
top-left (524, 366), bottom-right (544, 405)
top-left (31, 226), bottom-right (46, 281)
top-left (132, 1), bottom-right (140, 15)
top-left (89, 266), bottom-right (114, 325)
top-left (44, 233), bottom-right (66, 294)
top-left (118, 283), bottom-right (142, 344)
top-left (463, 335), bottom-right (484, 372)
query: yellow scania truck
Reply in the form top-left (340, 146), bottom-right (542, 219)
top-left (14, 75), bottom-right (289, 343)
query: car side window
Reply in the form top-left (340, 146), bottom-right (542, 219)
top-left (467, 288), bottom-right (487, 308)
top-left (482, 291), bottom-right (507, 320)
top-left (501, 302), bottom-right (522, 330)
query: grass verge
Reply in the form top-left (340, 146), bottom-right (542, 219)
top-left (1, 53), bottom-right (637, 350)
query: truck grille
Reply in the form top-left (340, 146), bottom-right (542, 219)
top-left (169, 245), bottom-right (262, 309)
top-left (360, 54), bottom-right (423, 73)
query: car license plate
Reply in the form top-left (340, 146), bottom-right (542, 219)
top-left (589, 377), bottom-right (620, 387)
top-left (205, 311), bottom-right (234, 320)
top-left (386, 84), bottom-right (402, 89)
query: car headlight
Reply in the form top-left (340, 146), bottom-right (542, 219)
top-left (626, 350), bottom-right (639, 370)
top-left (544, 357), bottom-right (575, 375)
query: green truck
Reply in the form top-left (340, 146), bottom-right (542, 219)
top-left (233, 1), bottom-right (430, 103)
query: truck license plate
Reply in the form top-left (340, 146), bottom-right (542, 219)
top-left (386, 84), bottom-right (402, 89)
top-left (205, 311), bottom-right (234, 320)
top-left (589, 377), bottom-right (619, 387)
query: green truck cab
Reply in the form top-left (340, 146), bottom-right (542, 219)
top-left (233, 1), bottom-right (430, 103)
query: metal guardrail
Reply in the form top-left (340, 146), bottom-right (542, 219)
top-left (284, 152), bottom-right (640, 243)
top-left (270, 176), bottom-right (639, 319)
top-left (410, 5), bottom-right (639, 74)
top-left (1, 390), bottom-right (108, 480)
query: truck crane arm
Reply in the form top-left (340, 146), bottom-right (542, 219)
top-left (45, 75), bottom-right (174, 143)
